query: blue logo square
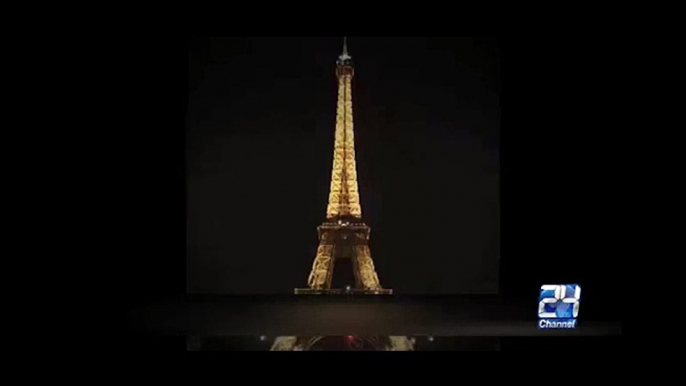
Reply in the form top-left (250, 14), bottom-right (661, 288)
top-left (538, 284), bottom-right (581, 329)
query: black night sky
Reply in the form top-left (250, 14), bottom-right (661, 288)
top-left (120, 36), bottom-right (621, 324)
top-left (185, 37), bottom-right (500, 294)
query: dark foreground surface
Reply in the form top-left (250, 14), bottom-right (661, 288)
top-left (127, 295), bottom-right (621, 339)
top-left (187, 335), bottom-right (505, 351)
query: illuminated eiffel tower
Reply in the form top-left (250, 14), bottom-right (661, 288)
top-left (294, 37), bottom-right (387, 296)
top-left (271, 38), bottom-right (413, 351)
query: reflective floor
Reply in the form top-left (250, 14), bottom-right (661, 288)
top-left (186, 335), bottom-right (501, 351)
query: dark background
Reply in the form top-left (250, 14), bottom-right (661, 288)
top-left (119, 35), bottom-right (621, 323)
top-left (186, 37), bottom-right (500, 294)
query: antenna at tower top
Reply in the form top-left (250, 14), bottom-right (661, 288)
top-left (339, 36), bottom-right (351, 61)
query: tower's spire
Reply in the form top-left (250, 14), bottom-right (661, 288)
top-left (328, 36), bottom-right (358, 219)
top-left (339, 36), bottom-right (351, 61)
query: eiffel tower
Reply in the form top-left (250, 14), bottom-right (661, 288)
top-left (270, 38), bottom-right (414, 351)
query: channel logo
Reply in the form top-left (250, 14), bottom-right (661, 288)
top-left (538, 284), bottom-right (581, 329)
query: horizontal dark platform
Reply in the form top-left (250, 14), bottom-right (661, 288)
top-left (294, 288), bottom-right (393, 295)
top-left (126, 295), bottom-right (622, 337)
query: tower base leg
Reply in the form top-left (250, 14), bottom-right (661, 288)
top-left (270, 336), bottom-right (299, 351)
